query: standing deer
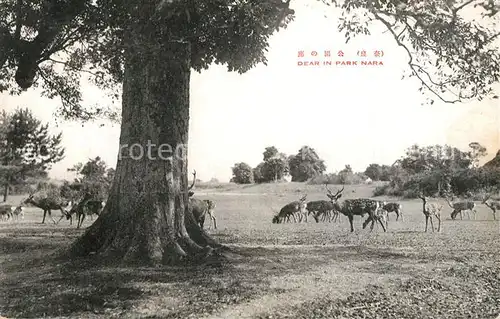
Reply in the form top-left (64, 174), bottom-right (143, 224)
top-left (0, 204), bottom-right (13, 221)
top-left (307, 184), bottom-right (341, 223)
top-left (382, 202), bottom-right (403, 221)
top-left (418, 194), bottom-right (442, 232)
top-left (11, 205), bottom-right (25, 220)
top-left (188, 170), bottom-right (218, 230)
top-left (445, 196), bottom-right (476, 220)
top-left (482, 194), bottom-right (499, 221)
top-left (272, 194), bottom-right (307, 224)
top-left (326, 185), bottom-right (386, 232)
top-left (306, 200), bottom-right (333, 223)
top-left (191, 199), bottom-right (217, 230)
top-left (24, 192), bottom-right (70, 224)
top-left (68, 194), bottom-right (105, 228)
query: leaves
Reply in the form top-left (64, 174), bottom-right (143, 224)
top-left (231, 162), bottom-right (254, 184)
top-left (329, 0), bottom-right (500, 103)
top-left (289, 146), bottom-right (326, 182)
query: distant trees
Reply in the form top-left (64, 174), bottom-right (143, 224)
top-left (230, 162), bottom-right (254, 184)
top-left (288, 146), bottom-right (326, 182)
top-left (399, 144), bottom-right (472, 175)
top-left (374, 143), bottom-right (500, 198)
top-left (0, 108), bottom-right (65, 201)
top-left (251, 146), bottom-right (290, 183)
top-left (364, 163), bottom-right (392, 181)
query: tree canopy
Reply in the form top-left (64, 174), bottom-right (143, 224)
top-left (0, 0), bottom-right (295, 121)
top-left (231, 162), bottom-right (254, 184)
top-left (289, 146), bottom-right (326, 182)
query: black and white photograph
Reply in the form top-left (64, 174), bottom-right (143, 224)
top-left (0, 0), bottom-right (499, 318)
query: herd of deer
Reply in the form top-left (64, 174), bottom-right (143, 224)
top-left (0, 189), bottom-right (105, 228)
top-left (1, 174), bottom-right (499, 233)
top-left (271, 184), bottom-right (499, 232)
top-left (0, 170), bottom-right (219, 231)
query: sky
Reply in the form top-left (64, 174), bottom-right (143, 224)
top-left (0, 1), bottom-right (499, 182)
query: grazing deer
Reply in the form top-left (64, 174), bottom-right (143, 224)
top-left (188, 170), bottom-right (218, 230)
top-left (306, 200), bottom-right (334, 223)
top-left (272, 194), bottom-right (307, 224)
top-left (24, 192), bottom-right (69, 224)
top-left (0, 204), bottom-right (13, 221)
top-left (418, 195), bottom-right (442, 232)
top-left (306, 184), bottom-right (342, 223)
top-left (382, 202), bottom-right (403, 221)
top-left (326, 185), bottom-right (386, 232)
top-left (482, 194), bottom-right (499, 221)
top-left (444, 196), bottom-right (476, 220)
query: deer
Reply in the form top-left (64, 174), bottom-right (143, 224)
top-left (68, 194), bottom-right (105, 228)
top-left (326, 185), bottom-right (387, 232)
top-left (444, 195), bottom-right (476, 220)
top-left (482, 194), bottom-right (500, 221)
top-left (188, 170), bottom-right (218, 230)
top-left (306, 200), bottom-right (333, 223)
top-left (306, 184), bottom-right (341, 223)
top-left (23, 191), bottom-right (70, 224)
top-left (382, 202), bottom-right (403, 222)
top-left (0, 204), bottom-right (13, 221)
top-left (191, 199), bottom-right (217, 230)
top-left (418, 194), bottom-right (442, 232)
top-left (272, 194), bottom-right (307, 224)
top-left (11, 205), bottom-right (25, 221)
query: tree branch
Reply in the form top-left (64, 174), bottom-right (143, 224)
top-left (372, 12), bottom-right (460, 103)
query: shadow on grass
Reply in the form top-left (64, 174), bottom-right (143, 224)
top-left (0, 240), bottom-right (294, 318)
top-left (0, 236), bottom-right (473, 318)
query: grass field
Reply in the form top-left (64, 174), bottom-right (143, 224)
top-left (0, 183), bottom-right (499, 318)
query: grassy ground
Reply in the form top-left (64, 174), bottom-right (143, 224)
top-left (0, 183), bottom-right (499, 318)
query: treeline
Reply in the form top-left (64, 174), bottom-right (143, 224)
top-left (231, 146), bottom-right (327, 184)
top-left (230, 142), bottom-right (500, 198)
top-left (231, 145), bottom-right (376, 185)
top-left (373, 143), bottom-right (499, 198)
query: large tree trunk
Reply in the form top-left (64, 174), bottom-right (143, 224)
top-left (68, 33), bottom-right (220, 265)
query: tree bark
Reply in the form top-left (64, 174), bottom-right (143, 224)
top-left (68, 33), bottom-right (220, 265)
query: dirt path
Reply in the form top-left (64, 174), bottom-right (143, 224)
top-left (201, 250), bottom-right (409, 319)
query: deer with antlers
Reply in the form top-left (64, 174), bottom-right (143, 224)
top-left (188, 170), bottom-right (218, 230)
top-left (482, 194), bottom-right (499, 221)
top-left (272, 194), bottom-right (307, 224)
top-left (326, 185), bottom-right (387, 232)
top-left (418, 194), bottom-right (442, 232)
top-left (444, 195), bottom-right (476, 220)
